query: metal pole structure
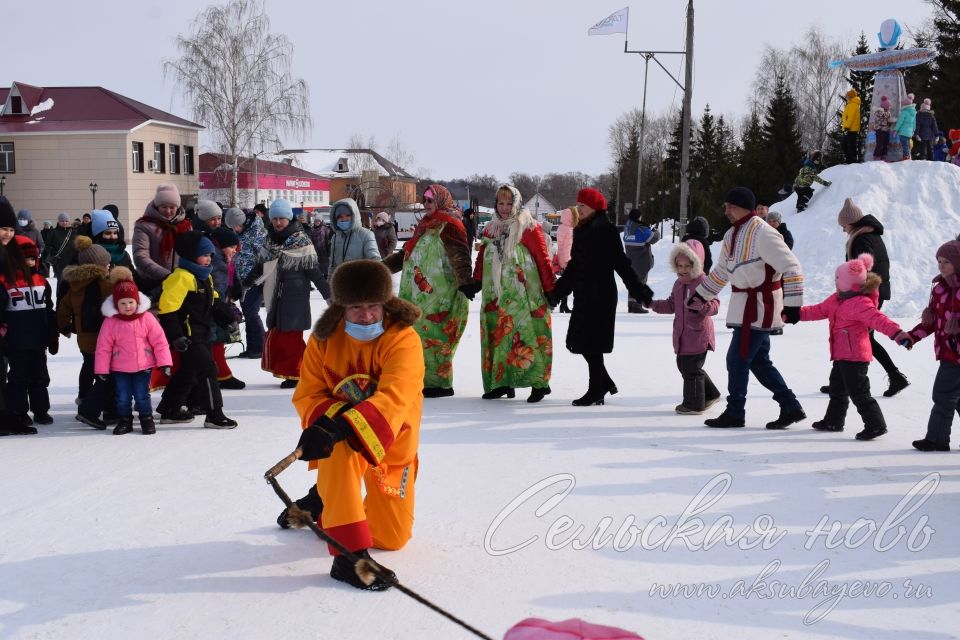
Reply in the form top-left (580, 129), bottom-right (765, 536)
top-left (634, 53), bottom-right (652, 211)
top-left (253, 152), bottom-right (259, 207)
top-left (678, 0), bottom-right (694, 234)
top-left (614, 159), bottom-right (622, 223)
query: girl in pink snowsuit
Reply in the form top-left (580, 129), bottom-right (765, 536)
top-left (650, 239), bottom-right (721, 414)
top-left (95, 267), bottom-right (173, 435)
top-left (790, 253), bottom-right (910, 440)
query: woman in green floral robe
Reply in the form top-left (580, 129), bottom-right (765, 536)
top-left (383, 184), bottom-right (475, 397)
top-left (471, 185), bottom-right (556, 403)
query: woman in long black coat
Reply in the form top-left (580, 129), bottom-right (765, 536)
top-left (550, 188), bottom-right (652, 406)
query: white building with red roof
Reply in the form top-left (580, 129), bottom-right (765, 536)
top-left (198, 153), bottom-right (329, 211)
top-left (0, 81), bottom-right (202, 230)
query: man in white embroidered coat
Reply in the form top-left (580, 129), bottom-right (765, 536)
top-left (689, 187), bottom-right (806, 429)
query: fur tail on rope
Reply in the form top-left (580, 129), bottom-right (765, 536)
top-left (264, 450), bottom-right (494, 640)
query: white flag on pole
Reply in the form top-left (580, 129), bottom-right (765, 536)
top-left (588, 7), bottom-right (629, 36)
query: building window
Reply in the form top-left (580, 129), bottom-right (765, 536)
top-left (131, 141), bottom-right (143, 173)
top-left (183, 145), bottom-right (195, 174)
top-left (168, 144), bottom-right (180, 174)
top-left (0, 142), bottom-right (15, 173)
top-left (153, 143), bottom-right (165, 173)
top-left (10, 96), bottom-right (22, 114)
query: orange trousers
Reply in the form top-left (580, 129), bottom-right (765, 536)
top-left (316, 441), bottom-right (417, 556)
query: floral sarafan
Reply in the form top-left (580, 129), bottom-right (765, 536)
top-left (490, 309), bottom-right (515, 346)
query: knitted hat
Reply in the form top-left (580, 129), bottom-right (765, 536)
top-left (110, 266), bottom-right (140, 305)
top-left (0, 196), bottom-right (15, 229)
top-left (74, 234), bottom-right (111, 267)
top-left (936, 240), bottom-right (960, 274)
top-left (224, 207), bottom-right (246, 229)
top-left (195, 199), bottom-right (222, 221)
top-left (269, 198), bottom-right (293, 220)
top-left (102, 204), bottom-right (120, 219)
top-left (17, 209), bottom-right (33, 224)
top-left (685, 215), bottom-right (709, 239)
top-left (628, 208), bottom-right (642, 223)
top-left (15, 235), bottom-right (39, 259)
top-left (91, 209), bottom-right (119, 237)
top-left (836, 253), bottom-right (874, 292)
top-left (837, 197), bottom-right (864, 226)
top-left (211, 226), bottom-right (239, 249)
top-left (174, 230), bottom-right (216, 261)
top-left (846, 88), bottom-right (858, 99)
top-left (901, 93), bottom-right (915, 107)
top-left (375, 211), bottom-right (391, 226)
top-left (576, 188), bottom-right (607, 212)
top-left (724, 187), bottom-right (756, 212)
top-left (921, 98), bottom-right (932, 111)
top-left (331, 259), bottom-right (394, 306)
top-left (153, 183), bottom-right (181, 207)
top-left (880, 95), bottom-right (890, 109)
top-left (253, 203), bottom-right (268, 215)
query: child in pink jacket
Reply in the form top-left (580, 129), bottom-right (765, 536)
top-left (552, 207), bottom-right (577, 313)
top-left (789, 254), bottom-right (910, 440)
top-left (94, 268), bottom-right (173, 435)
top-left (650, 239), bottom-right (721, 414)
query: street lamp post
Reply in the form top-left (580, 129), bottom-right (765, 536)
top-left (88, 182), bottom-right (98, 211)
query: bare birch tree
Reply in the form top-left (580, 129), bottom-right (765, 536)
top-left (750, 27), bottom-right (846, 152)
top-left (164, 0), bottom-right (311, 205)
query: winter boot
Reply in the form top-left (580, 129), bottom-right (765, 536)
top-left (204, 410), bottom-right (238, 429)
top-left (883, 372), bottom-right (910, 397)
top-left (277, 485), bottom-right (324, 529)
top-left (76, 413), bottom-right (107, 430)
top-left (766, 408), bottom-right (806, 430)
top-left (158, 405), bottom-right (195, 424)
top-left (704, 412), bottom-right (745, 428)
top-left (330, 549), bottom-right (396, 591)
top-left (572, 385), bottom-right (607, 406)
top-left (812, 420), bottom-right (844, 432)
top-left (33, 413), bottom-right (53, 425)
top-left (280, 379), bottom-right (298, 389)
top-left (527, 386), bottom-right (551, 403)
top-left (819, 385), bottom-right (830, 394)
top-left (139, 415), bottom-right (156, 435)
top-left (482, 386), bottom-right (515, 400)
top-left (422, 387), bottom-right (454, 398)
top-left (219, 376), bottom-right (246, 390)
top-left (113, 416), bottom-right (134, 435)
top-left (675, 404), bottom-right (704, 415)
top-left (912, 438), bottom-right (950, 452)
top-left (8, 415), bottom-right (38, 435)
top-left (855, 426), bottom-right (888, 441)
top-left (558, 299), bottom-right (571, 313)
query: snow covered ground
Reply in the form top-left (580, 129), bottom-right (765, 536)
top-left (2, 161), bottom-right (959, 639)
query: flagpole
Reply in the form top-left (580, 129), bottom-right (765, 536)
top-left (634, 53), bottom-right (652, 212)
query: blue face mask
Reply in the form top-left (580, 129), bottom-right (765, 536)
top-left (337, 219), bottom-right (352, 231)
top-left (345, 320), bottom-right (384, 341)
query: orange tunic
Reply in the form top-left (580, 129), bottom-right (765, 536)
top-left (292, 318), bottom-right (425, 554)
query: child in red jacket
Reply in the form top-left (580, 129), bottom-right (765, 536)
top-left (788, 254), bottom-right (910, 440)
top-left (904, 240), bottom-right (960, 451)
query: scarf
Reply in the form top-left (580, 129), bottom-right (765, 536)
top-left (100, 241), bottom-right (127, 265)
top-left (137, 205), bottom-right (192, 265)
top-left (402, 184), bottom-right (467, 257)
top-left (257, 222), bottom-right (319, 313)
top-left (114, 311), bottom-right (144, 322)
top-left (845, 225), bottom-right (873, 259)
top-left (178, 256), bottom-right (213, 281)
top-left (485, 185), bottom-right (535, 297)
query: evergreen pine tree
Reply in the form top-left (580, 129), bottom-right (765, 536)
top-left (847, 32), bottom-right (874, 161)
top-left (762, 76), bottom-right (804, 200)
top-left (736, 110), bottom-right (777, 207)
top-left (931, 1), bottom-right (960, 128)
top-left (690, 105), bottom-right (718, 220)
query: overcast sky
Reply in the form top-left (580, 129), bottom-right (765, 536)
top-left (6, 0), bottom-right (934, 180)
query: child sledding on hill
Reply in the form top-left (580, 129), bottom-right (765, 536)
top-left (784, 253), bottom-right (911, 441)
top-left (792, 150), bottom-right (832, 212)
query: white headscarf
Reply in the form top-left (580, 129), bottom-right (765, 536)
top-left (485, 185), bottom-right (536, 297)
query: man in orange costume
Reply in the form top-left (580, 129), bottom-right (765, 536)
top-left (291, 259), bottom-right (424, 590)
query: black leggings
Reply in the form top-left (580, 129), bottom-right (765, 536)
top-left (583, 352), bottom-right (613, 390)
top-left (871, 300), bottom-right (898, 376)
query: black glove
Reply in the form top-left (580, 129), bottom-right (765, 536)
top-left (633, 283), bottom-right (654, 307)
top-left (48, 338), bottom-right (59, 356)
top-left (161, 366), bottom-right (172, 377)
top-left (458, 281), bottom-right (482, 301)
top-left (59, 323), bottom-right (74, 338)
top-left (96, 374), bottom-right (109, 383)
top-left (544, 290), bottom-right (559, 308)
top-left (171, 336), bottom-right (191, 352)
top-left (782, 306), bottom-right (801, 325)
top-left (296, 416), bottom-right (354, 461)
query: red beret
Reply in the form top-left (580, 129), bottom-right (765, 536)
top-left (576, 188), bottom-right (607, 212)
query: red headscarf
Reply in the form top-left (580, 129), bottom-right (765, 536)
top-left (402, 184), bottom-right (466, 256)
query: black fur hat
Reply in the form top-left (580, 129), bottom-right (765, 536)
top-left (0, 195), bottom-right (16, 229)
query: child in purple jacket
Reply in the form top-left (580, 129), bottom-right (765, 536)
top-left (650, 239), bottom-right (721, 414)
top-left (787, 254), bottom-right (910, 441)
